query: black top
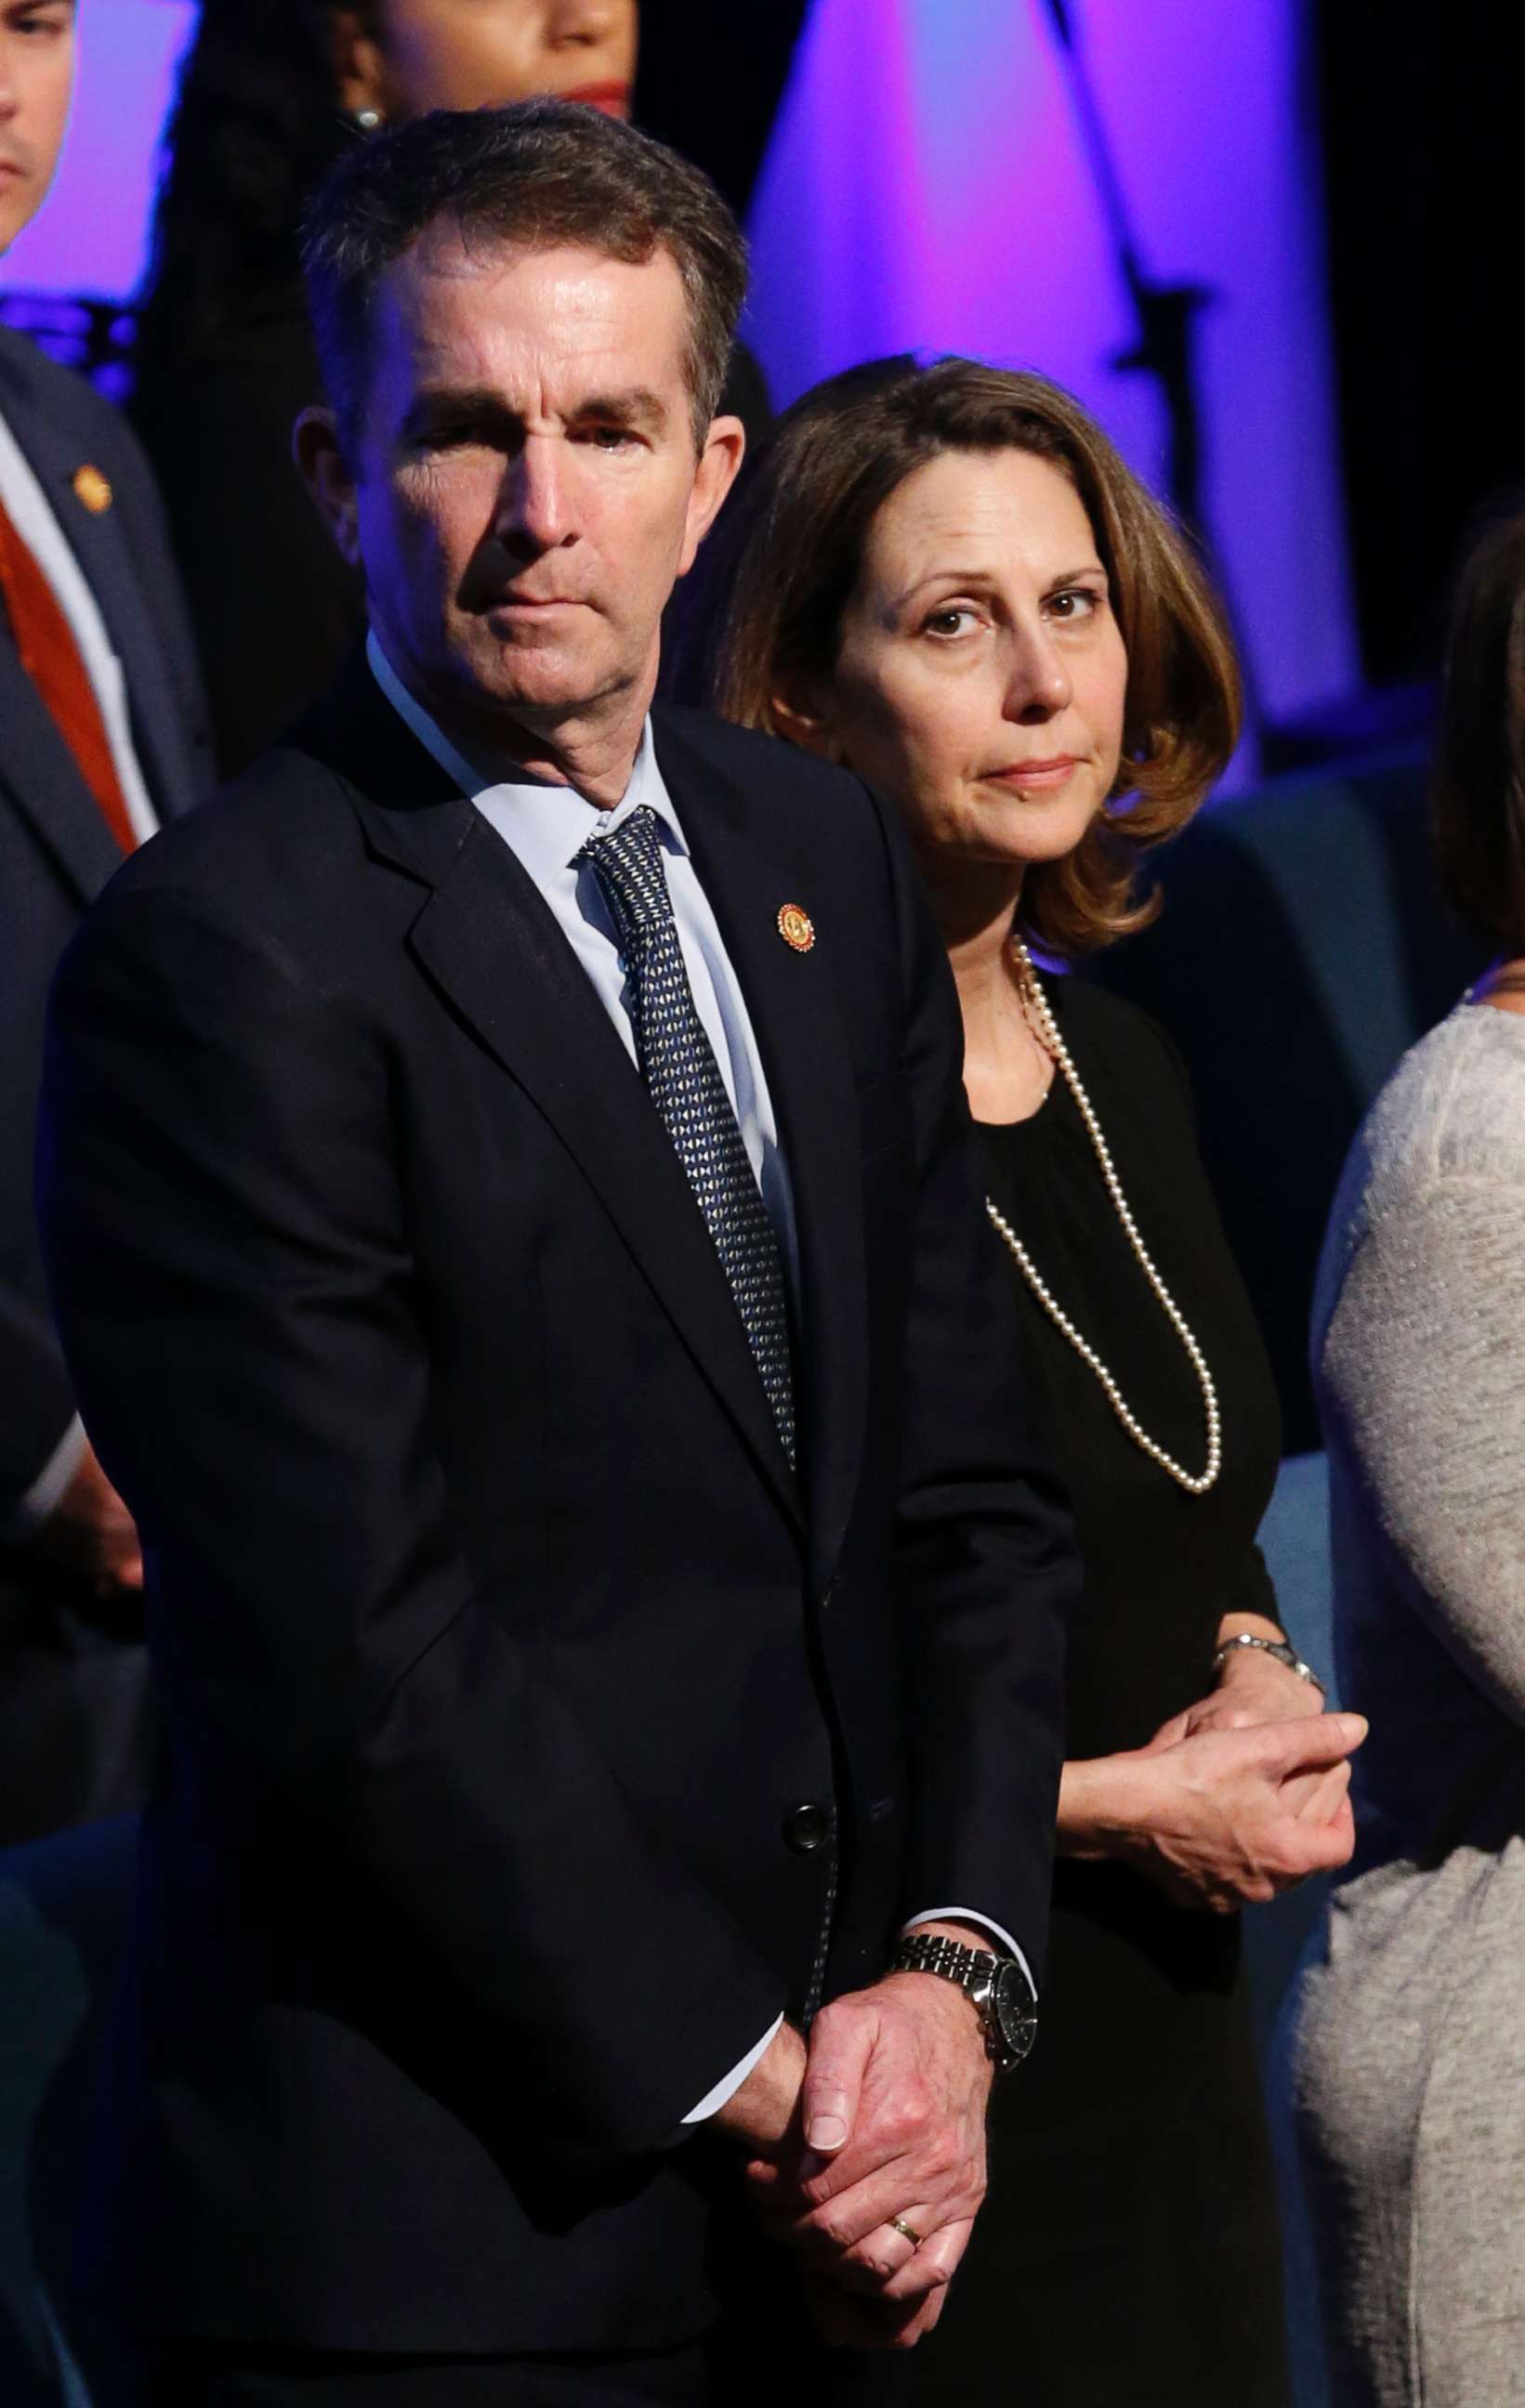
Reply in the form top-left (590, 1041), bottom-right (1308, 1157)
top-left (910, 972), bottom-right (1289, 2407)
top-left (981, 975), bottom-right (1282, 1760)
top-left (131, 297), bottom-right (777, 779)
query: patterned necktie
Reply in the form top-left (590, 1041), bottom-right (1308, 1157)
top-left (0, 489), bottom-right (137, 855)
top-left (581, 805), bottom-right (796, 1467)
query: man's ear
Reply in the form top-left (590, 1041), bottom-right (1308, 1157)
top-left (295, 407), bottom-right (363, 569)
top-left (677, 413), bottom-right (746, 578)
top-left (769, 689), bottom-right (845, 765)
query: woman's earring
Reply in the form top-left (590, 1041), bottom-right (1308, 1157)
top-left (351, 107), bottom-right (384, 133)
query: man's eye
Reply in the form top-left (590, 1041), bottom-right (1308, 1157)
top-left (584, 425), bottom-right (637, 451)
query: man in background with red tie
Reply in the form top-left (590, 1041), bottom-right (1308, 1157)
top-left (0, 0), bottom-right (212, 1843)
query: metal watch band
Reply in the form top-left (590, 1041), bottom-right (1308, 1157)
top-left (888, 1932), bottom-right (1031, 2072)
top-left (1212, 1629), bottom-right (1325, 1693)
top-left (893, 1932), bottom-right (985, 1990)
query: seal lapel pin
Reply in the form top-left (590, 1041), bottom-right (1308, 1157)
top-left (777, 904), bottom-right (815, 954)
top-left (72, 465), bottom-right (113, 516)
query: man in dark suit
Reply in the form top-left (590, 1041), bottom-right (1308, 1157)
top-left (0, 0), bottom-right (212, 1844)
top-left (38, 103), bottom-right (1073, 2402)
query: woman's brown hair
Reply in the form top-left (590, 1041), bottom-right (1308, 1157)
top-left (1432, 502), bottom-right (1525, 952)
top-left (701, 357), bottom-right (1241, 959)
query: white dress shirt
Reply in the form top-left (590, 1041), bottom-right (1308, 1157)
top-left (367, 636), bottom-right (1035, 2118)
top-left (0, 403), bottom-right (157, 1534)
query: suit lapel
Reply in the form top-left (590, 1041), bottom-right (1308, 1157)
top-left (0, 633), bottom-right (125, 904)
top-left (326, 667), bottom-right (802, 1532)
top-left (653, 715), bottom-right (869, 1591)
top-left (1, 383), bottom-right (198, 824)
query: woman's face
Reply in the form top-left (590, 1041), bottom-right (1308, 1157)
top-left (815, 447), bottom-right (1129, 883)
top-left (345, 1), bottom-right (638, 123)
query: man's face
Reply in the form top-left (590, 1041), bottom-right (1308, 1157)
top-left (0, 0), bottom-right (74, 255)
top-left (339, 233), bottom-right (737, 750)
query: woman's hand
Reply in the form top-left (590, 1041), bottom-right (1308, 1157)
top-left (1150, 1629), bottom-right (1331, 1812)
top-left (1059, 1714), bottom-right (1366, 1912)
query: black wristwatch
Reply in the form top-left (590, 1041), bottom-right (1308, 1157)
top-left (888, 1932), bottom-right (1038, 2074)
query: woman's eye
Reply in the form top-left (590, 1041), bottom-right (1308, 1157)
top-left (1047, 588), bottom-right (1102, 622)
top-left (922, 606), bottom-right (981, 638)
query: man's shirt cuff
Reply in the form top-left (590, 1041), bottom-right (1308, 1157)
top-left (3, 1413), bottom-right (87, 1542)
top-left (903, 1909), bottom-right (1038, 1999)
top-left (681, 2013), bottom-right (786, 2126)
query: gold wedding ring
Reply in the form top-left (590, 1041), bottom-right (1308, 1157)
top-left (887, 2216), bottom-right (923, 2249)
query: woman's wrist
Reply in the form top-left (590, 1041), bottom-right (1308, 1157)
top-left (1213, 1610), bottom-right (1287, 1664)
top-left (1058, 1752), bottom-right (1164, 1861)
top-left (1213, 1629), bottom-right (1324, 1708)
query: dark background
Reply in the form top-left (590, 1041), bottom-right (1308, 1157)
top-left (636, 1), bottom-right (810, 220)
top-left (1314, 1), bottom-right (1524, 693)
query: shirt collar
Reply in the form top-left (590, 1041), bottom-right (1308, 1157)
top-left (365, 630), bottom-right (686, 888)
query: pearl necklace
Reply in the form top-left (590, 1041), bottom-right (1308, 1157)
top-left (985, 942), bottom-right (1222, 1496)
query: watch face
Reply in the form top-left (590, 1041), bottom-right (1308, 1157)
top-left (993, 1960), bottom-right (1039, 2065)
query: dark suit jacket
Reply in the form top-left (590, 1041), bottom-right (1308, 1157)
top-left (0, 323), bottom-right (211, 1840)
top-left (37, 661), bottom-right (1073, 2354)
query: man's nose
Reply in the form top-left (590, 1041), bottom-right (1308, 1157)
top-left (495, 437), bottom-right (575, 557)
top-left (1003, 622), bottom-right (1072, 721)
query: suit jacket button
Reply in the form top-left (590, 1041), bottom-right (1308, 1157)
top-left (784, 1802), bottom-right (830, 1854)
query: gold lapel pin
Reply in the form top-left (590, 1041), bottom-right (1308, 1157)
top-left (73, 465), bottom-right (113, 516)
top-left (777, 904), bottom-right (816, 954)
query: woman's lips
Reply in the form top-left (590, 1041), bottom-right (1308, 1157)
top-left (560, 82), bottom-right (633, 119)
top-left (988, 756), bottom-right (1080, 791)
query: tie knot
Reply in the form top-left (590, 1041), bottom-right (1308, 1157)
top-left (580, 804), bottom-right (671, 951)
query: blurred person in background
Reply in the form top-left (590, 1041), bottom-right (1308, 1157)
top-left (703, 356), bottom-right (1366, 2406)
top-left (1293, 504), bottom-right (1525, 2407)
top-left (0, 0), bottom-right (211, 1845)
top-left (132, 0), bottom-right (771, 776)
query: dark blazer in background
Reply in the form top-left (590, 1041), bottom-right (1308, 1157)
top-left (132, 295), bottom-right (775, 778)
top-left (38, 662), bottom-right (1073, 2357)
top-left (0, 321), bottom-right (212, 1844)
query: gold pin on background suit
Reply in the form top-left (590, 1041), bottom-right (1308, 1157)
top-left (72, 465), bottom-right (113, 515)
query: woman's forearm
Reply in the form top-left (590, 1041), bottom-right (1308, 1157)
top-left (1215, 1606), bottom-right (1286, 1648)
top-left (1057, 1752), bottom-right (1153, 1861)
top-left (1057, 1721), bottom-right (1362, 1907)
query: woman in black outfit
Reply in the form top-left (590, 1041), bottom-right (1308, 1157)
top-left (131, 0), bottom-right (771, 776)
top-left (703, 358), bottom-right (1364, 2402)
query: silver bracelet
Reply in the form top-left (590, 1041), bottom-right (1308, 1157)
top-left (1211, 1629), bottom-right (1325, 1695)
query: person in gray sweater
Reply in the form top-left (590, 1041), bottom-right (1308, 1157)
top-left (1294, 504), bottom-right (1525, 2405)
